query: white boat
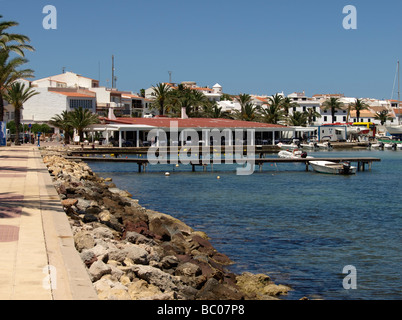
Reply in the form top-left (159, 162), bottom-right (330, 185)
top-left (385, 125), bottom-right (402, 135)
top-left (278, 149), bottom-right (313, 159)
top-left (316, 141), bottom-right (333, 149)
top-left (277, 142), bottom-right (299, 149)
top-left (309, 161), bottom-right (356, 175)
top-left (300, 142), bottom-right (319, 149)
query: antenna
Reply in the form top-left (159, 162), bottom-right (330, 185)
top-left (168, 71), bottom-right (172, 83)
top-left (112, 55), bottom-right (115, 89)
top-left (62, 67), bottom-right (65, 74)
top-left (398, 60), bottom-right (401, 104)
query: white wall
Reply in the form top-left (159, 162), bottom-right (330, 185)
top-left (22, 88), bottom-right (67, 122)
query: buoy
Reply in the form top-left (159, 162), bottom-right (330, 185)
top-left (103, 154), bottom-right (106, 158)
top-left (217, 176), bottom-right (220, 180)
top-left (165, 172), bottom-right (170, 176)
top-left (175, 164), bottom-right (179, 167)
top-left (111, 154), bottom-right (114, 157)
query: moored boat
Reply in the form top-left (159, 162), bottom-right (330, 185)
top-left (309, 160), bottom-right (356, 175)
top-left (278, 149), bottom-right (313, 159)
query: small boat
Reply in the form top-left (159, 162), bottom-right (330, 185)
top-left (277, 142), bottom-right (299, 149)
top-left (278, 149), bottom-right (313, 159)
top-left (309, 160), bottom-right (356, 175)
top-left (300, 142), bottom-right (319, 149)
top-left (316, 141), bottom-right (333, 149)
top-left (370, 142), bottom-right (384, 149)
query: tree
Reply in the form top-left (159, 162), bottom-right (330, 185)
top-left (67, 107), bottom-right (99, 142)
top-left (350, 98), bottom-right (369, 122)
top-left (374, 110), bottom-right (393, 125)
top-left (281, 97), bottom-right (299, 123)
top-left (322, 97), bottom-right (344, 123)
top-left (0, 15), bottom-right (34, 56)
top-left (287, 111), bottom-right (308, 126)
top-left (49, 111), bottom-right (74, 144)
top-left (0, 51), bottom-right (34, 121)
top-left (150, 83), bottom-right (171, 116)
top-left (0, 15), bottom-right (35, 122)
top-left (259, 94), bottom-right (285, 124)
top-left (3, 82), bottom-right (39, 145)
top-left (305, 107), bottom-right (321, 125)
top-left (233, 102), bottom-right (259, 121)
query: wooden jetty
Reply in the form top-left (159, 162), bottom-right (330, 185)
top-left (64, 154), bottom-right (381, 173)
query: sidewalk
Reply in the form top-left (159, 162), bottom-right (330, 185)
top-left (0, 144), bottom-right (98, 300)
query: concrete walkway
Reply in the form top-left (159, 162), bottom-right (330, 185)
top-left (0, 144), bottom-right (98, 300)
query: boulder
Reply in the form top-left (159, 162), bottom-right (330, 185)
top-left (89, 260), bottom-right (112, 282)
top-left (74, 230), bottom-right (95, 252)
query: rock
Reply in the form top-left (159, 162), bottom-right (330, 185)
top-left (235, 272), bottom-right (291, 300)
top-left (108, 244), bottom-right (150, 265)
top-left (89, 260), bottom-right (112, 282)
top-left (161, 255), bottom-right (180, 269)
top-left (80, 249), bottom-right (97, 267)
top-left (93, 226), bottom-right (115, 240)
top-left (61, 199), bottom-right (78, 207)
top-left (175, 262), bottom-right (202, 277)
top-left (127, 279), bottom-right (163, 300)
top-left (109, 187), bottom-right (132, 198)
top-left (196, 278), bottom-right (244, 300)
top-left (83, 213), bottom-right (98, 223)
top-left (74, 230), bottom-right (95, 252)
top-left (131, 265), bottom-right (178, 292)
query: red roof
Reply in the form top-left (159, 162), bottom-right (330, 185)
top-left (53, 91), bottom-right (95, 98)
top-left (104, 117), bottom-right (287, 129)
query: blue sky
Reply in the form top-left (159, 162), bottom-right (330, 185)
top-left (2, 0), bottom-right (401, 99)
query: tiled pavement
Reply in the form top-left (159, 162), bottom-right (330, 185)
top-left (0, 145), bottom-right (98, 300)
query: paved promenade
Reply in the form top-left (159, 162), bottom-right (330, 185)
top-left (0, 144), bottom-right (98, 300)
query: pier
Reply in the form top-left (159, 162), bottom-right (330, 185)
top-left (64, 152), bottom-right (381, 173)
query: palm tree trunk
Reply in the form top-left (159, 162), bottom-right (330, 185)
top-left (14, 108), bottom-right (21, 145)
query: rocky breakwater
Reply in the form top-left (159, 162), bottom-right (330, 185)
top-left (42, 150), bottom-right (291, 300)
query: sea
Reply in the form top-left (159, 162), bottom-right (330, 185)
top-left (87, 148), bottom-right (401, 300)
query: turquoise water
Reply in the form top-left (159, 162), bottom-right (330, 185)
top-left (88, 149), bottom-right (401, 300)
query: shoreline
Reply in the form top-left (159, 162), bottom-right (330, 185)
top-left (40, 145), bottom-right (294, 300)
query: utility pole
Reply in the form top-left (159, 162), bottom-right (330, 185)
top-left (112, 55), bottom-right (115, 89)
top-left (168, 71), bottom-right (172, 84)
top-left (398, 60), bottom-right (401, 104)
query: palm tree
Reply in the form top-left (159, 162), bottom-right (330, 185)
top-left (233, 102), bottom-right (259, 121)
top-left (259, 94), bottom-right (285, 124)
top-left (237, 93), bottom-right (252, 108)
top-left (322, 97), bottom-right (344, 123)
top-left (0, 51), bottom-right (34, 121)
top-left (305, 107), bottom-right (321, 126)
top-left (67, 107), bottom-right (100, 142)
top-left (374, 110), bottom-right (393, 125)
top-left (287, 111), bottom-right (308, 126)
top-left (150, 83), bottom-right (171, 116)
top-left (281, 97), bottom-right (299, 123)
top-left (3, 82), bottom-right (39, 145)
top-left (349, 98), bottom-right (369, 122)
top-left (0, 15), bottom-right (34, 56)
top-left (49, 111), bottom-right (74, 144)
top-left (0, 16), bottom-right (35, 122)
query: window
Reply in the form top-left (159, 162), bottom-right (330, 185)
top-left (69, 99), bottom-right (93, 110)
top-left (343, 116), bottom-right (346, 121)
top-left (324, 116), bottom-right (327, 121)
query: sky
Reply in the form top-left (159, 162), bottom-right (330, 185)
top-left (1, 0), bottom-right (402, 100)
